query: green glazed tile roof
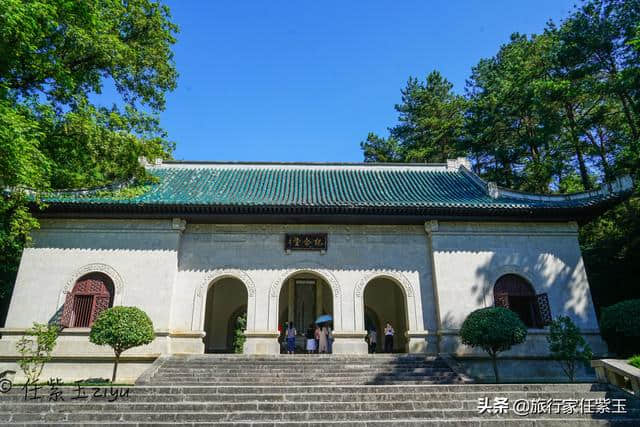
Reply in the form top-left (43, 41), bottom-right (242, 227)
top-left (36, 162), bottom-right (633, 218)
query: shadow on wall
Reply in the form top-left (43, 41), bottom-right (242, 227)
top-left (439, 250), bottom-right (599, 361)
top-left (32, 226), bottom-right (179, 252)
top-left (449, 251), bottom-right (593, 327)
top-left (48, 306), bottom-right (63, 325)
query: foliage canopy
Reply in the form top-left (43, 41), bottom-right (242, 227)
top-left (547, 316), bottom-right (593, 382)
top-left (460, 307), bottom-right (527, 382)
top-left (600, 299), bottom-right (640, 357)
top-left (89, 306), bottom-right (154, 382)
top-left (362, 0), bottom-right (640, 313)
top-left (0, 0), bottom-right (178, 309)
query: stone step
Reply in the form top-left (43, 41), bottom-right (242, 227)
top-left (153, 369), bottom-right (453, 375)
top-left (154, 370), bottom-right (455, 379)
top-left (0, 385), bottom-right (624, 398)
top-left (7, 383), bottom-right (618, 393)
top-left (155, 365), bottom-right (451, 370)
top-left (7, 409), bottom-right (640, 423)
top-left (21, 421), bottom-right (640, 427)
top-left (160, 361), bottom-right (444, 366)
top-left (152, 366), bottom-right (457, 371)
top-left (4, 397), bottom-right (640, 412)
top-left (158, 365), bottom-right (451, 370)
top-left (3, 390), bottom-right (633, 402)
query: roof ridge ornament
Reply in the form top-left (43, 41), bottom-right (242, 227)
top-left (488, 175), bottom-right (633, 201)
top-left (487, 182), bottom-right (500, 199)
top-left (446, 157), bottom-right (471, 171)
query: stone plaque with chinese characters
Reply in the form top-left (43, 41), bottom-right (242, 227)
top-left (285, 234), bottom-right (327, 251)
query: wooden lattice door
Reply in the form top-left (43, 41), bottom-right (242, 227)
top-left (61, 274), bottom-right (114, 328)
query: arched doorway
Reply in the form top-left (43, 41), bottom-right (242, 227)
top-left (363, 277), bottom-right (408, 353)
top-left (364, 306), bottom-right (381, 353)
top-left (61, 273), bottom-right (114, 328)
top-left (278, 273), bottom-right (333, 353)
top-left (494, 273), bottom-right (549, 328)
top-left (203, 277), bottom-right (248, 353)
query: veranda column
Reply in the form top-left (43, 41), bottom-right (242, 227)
top-left (316, 281), bottom-right (323, 316)
top-left (243, 271), bottom-right (280, 355)
top-left (331, 272), bottom-right (367, 355)
top-left (287, 279), bottom-right (294, 323)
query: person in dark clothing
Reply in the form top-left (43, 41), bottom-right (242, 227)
top-left (384, 322), bottom-right (394, 353)
top-left (368, 328), bottom-right (377, 353)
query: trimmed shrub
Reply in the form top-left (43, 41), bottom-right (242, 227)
top-left (629, 355), bottom-right (640, 369)
top-left (547, 316), bottom-right (593, 381)
top-left (600, 299), bottom-right (640, 357)
top-left (89, 307), bottom-right (154, 382)
top-left (460, 307), bottom-right (527, 383)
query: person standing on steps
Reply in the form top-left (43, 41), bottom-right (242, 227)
top-left (327, 325), bottom-right (333, 354)
top-left (319, 324), bottom-right (328, 353)
top-left (369, 328), bottom-right (377, 353)
top-left (314, 324), bottom-right (321, 352)
top-left (305, 323), bottom-right (316, 354)
top-left (286, 322), bottom-right (297, 354)
top-left (384, 322), bottom-right (394, 353)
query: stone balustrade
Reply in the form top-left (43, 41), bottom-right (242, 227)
top-left (592, 358), bottom-right (640, 394)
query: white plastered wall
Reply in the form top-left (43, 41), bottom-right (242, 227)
top-left (428, 220), bottom-right (607, 358)
top-left (170, 224), bottom-right (433, 354)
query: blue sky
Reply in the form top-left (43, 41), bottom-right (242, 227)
top-left (144, 1), bottom-right (576, 162)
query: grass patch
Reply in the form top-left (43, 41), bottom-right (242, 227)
top-left (629, 355), bottom-right (640, 369)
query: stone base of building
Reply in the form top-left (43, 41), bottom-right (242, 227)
top-left (452, 356), bottom-right (598, 383)
top-left (243, 331), bottom-right (281, 355)
top-left (331, 331), bottom-right (369, 354)
top-left (0, 356), bottom-right (156, 383)
top-left (405, 330), bottom-right (433, 354)
top-left (0, 328), bottom-right (205, 383)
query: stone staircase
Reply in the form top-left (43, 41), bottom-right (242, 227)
top-left (1, 354), bottom-right (639, 425)
top-left (140, 354), bottom-right (471, 385)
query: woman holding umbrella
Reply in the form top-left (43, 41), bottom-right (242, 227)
top-left (315, 314), bottom-right (332, 354)
top-left (318, 324), bottom-right (328, 353)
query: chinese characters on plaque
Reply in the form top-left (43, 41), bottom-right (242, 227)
top-left (285, 234), bottom-right (327, 251)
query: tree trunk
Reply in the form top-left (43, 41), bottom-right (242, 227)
top-left (564, 104), bottom-right (591, 190)
top-left (605, 54), bottom-right (640, 140)
top-left (490, 352), bottom-right (500, 383)
top-left (112, 352), bottom-right (121, 383)
top-left (569, 362), bottom-right (575, 383)
top-left (586, 128), bottom-right (612, 181)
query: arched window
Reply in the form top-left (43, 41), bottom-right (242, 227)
top-left (61, 273), bottom-right (114, 328)
top-left (493, 274), bottom-right (551, 328)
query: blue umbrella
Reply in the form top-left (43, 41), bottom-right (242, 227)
top-left (315, 314), bottom-right (333, 324)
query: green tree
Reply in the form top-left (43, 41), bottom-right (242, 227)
top-left (361, 0), bottom-right (640, 316)
top-left (89, 306), bottom-right (155, 382)
top-left (361, 71), bottom-right (466, 163)
top-left (599, 299), bottom-right (640, 357)
top-left (16, 322), bottom-right (60, 383)
top-left (465, 33), bottom-right (566, 193)
top-left (360, 133), bottom-right (403, 163)
top-left (0, 0), bottom-right (178, 315)
top-left (459, 307), bottom-right (527, 383)
top-left (233, 313), bottom-right (247, 354)
top-left (547, 316), bottom-right (593, 382)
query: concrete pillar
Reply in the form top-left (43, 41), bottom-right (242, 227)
top-left (287, 279), bottom-right (294, 323)
top-left (316, 281), bottom-right (323, 316)
top-left (406, 331), bottom-right (429, 353)
top-left (332, 331), bottom-right (368, 354)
